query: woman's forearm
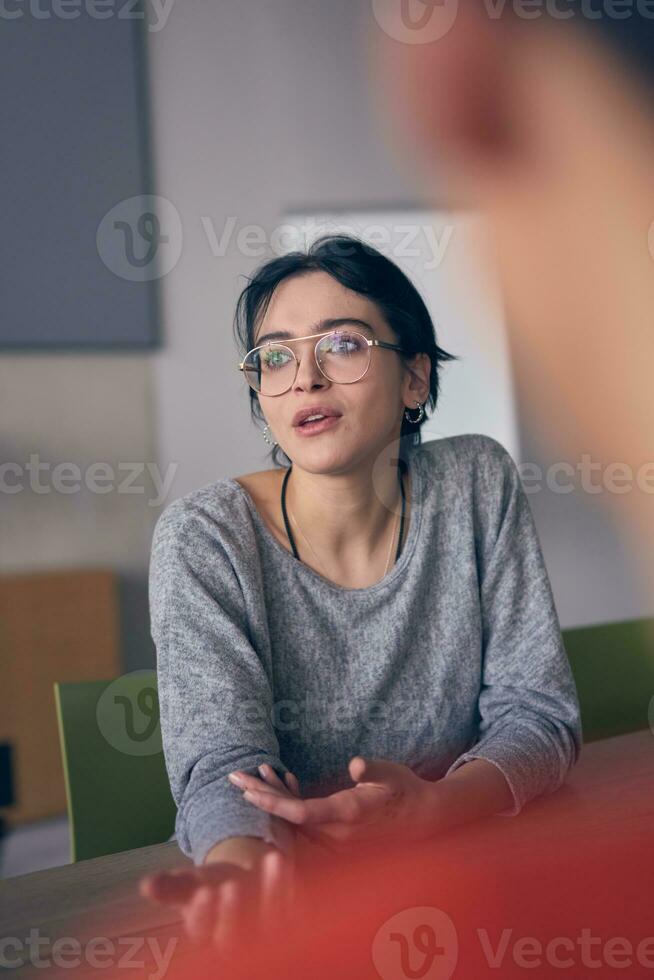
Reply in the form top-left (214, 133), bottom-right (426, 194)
top-left (425, 758), bottom-right (515, 833)
top-left (203, 835), bottom-right (275, 869)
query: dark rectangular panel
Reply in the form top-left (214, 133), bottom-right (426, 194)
top-left (0, 2), bottom-right (161, 348)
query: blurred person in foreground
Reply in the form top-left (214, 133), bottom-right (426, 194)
top-left (369, 1), bottom-right (654, 587)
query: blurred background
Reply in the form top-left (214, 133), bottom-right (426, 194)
top-left (1, 0), bottom-right (651, 878)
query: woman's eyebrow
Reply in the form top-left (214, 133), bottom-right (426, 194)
top-left (254, 317), bottom-right (377, 347)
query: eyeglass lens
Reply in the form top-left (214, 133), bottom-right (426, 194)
top-left (243, 330), bottom-right (370, 395)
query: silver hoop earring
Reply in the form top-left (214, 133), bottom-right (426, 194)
top-left (262, 423), bottom-right (278, 447)
top-left (404, 400), bottom-right (425, 425)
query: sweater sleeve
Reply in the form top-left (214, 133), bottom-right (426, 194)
top-left (149, 496), bottom-right (296, 866)
top-left (444, 436), bottom-right (583, 815)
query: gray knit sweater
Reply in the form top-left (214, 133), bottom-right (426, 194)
top-left (148, 433), bottom-right (582, 866)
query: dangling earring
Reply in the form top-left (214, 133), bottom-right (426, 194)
top-left (262, 423), bottom-right (278, 446)
top-left (404, 400), bottom-right (425, 424)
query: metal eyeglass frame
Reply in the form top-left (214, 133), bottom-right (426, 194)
top-left (238, 329), bottom-right (408, 396)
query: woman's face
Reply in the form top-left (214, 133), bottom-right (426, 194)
top-left (253, 270), bottom-right (427, 473)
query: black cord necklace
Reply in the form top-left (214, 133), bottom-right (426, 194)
top-left (280, 459), bottom-right (407, 567)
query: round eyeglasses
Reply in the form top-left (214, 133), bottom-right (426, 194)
top-left (238, 329), bottom-right (407, 396)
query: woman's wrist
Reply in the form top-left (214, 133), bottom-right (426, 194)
top-left (418, 759), bottom-right (515, 837)
top-left (203, 835), bottom-right (276, 870)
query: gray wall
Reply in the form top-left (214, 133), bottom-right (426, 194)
top-left (0, 355), bottom-right (158, 670)
top-left (2, 0), bottom-right (651, 669)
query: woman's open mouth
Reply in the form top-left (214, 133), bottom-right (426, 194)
top-left (294, 415), bottom-right (342, 436)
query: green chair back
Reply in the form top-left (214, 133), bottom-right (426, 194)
top-left (54, 671), bottom-right (177, 862)
top-left (562, 616), bottom-right (654, 742)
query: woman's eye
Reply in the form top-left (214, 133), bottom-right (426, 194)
top-left (264, 351), bottom-right (288, 369)
top-left (329, 335), bottom-right (356, 353)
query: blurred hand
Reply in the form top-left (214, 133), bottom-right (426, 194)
top-left (139, 823), bottom-right (297, 954)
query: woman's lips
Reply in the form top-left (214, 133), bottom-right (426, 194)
top-left (294, 415), bottom-right (342, 436)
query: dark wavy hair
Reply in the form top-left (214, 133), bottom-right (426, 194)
top-left (233, 233), bottom-right (459, 467)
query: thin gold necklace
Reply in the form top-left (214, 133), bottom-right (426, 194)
top-left (286, 475), bottom-right (403, 580)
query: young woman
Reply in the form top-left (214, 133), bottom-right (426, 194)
top-left (141, 234), bottom-right (582, 948)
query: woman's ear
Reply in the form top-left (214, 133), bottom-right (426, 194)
top-left (369, 4), bottom-right (527, 199)
top-left (403, 352), bottom-right (431, 404)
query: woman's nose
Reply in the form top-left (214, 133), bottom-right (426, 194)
top-left (293, 345), bottom-right (328, 390)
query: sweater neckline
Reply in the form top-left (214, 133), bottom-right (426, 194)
top-left (227, 446), bottom-right (424, 596)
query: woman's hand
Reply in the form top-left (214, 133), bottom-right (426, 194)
top-left (230, 757), bottom-right (441, 853)
top-left (138, 840), bottom-right (296, 954)
top-left (227, 763), bottom-right (302, 803)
